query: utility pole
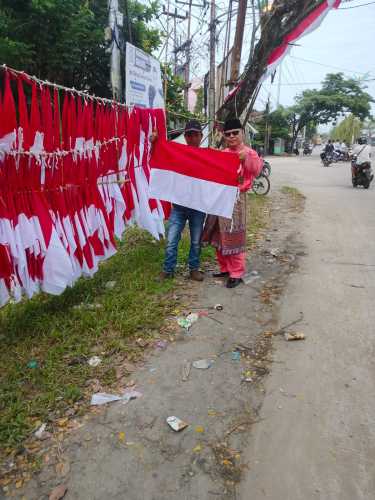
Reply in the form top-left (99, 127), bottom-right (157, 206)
top-left (208, 0), bottom-right (216, 145)
top-left (108, 0), bottom-right (123, 101)
top-left (229, 0), bottom-right (247, 87)
top-left (184, 0), bottom-right (193, 107)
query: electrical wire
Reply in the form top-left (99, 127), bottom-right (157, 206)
top-left (338, 1), bottom-right (375, 8)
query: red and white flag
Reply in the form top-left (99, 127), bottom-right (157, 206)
top-left (149, 140), bottom-right (240, 219)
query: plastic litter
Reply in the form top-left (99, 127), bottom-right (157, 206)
top-left (154, 340), bottom-right (168, 350)
top-left (284, 332), bottom-right (305, 341)
top-left (27, 360), bottom-right (38, 369)
top-left (88, 356), bottom-right (102, 367)
top-left (90, 389), bottom-right (142, 406)
top-left (182, 360), bottom-right (191, 381)
top-left (231, 351), bottom-right (241, 361)
top-left (214, 304), bottom-right (223, 311)
top-left (193, 359), bottom-right (213, 370)
top-left (166, 416), bottom-right (189, 432)
top-left (177, 313), bottom-right (199, 330)
top-left (105, 280), bottom-right (117, 289)
top-left (243, 270), bottom-right (260, 285)
top-left (35, 423), bottom-right (47, 439)
top-left (270, 248), bottom-right (280, 257)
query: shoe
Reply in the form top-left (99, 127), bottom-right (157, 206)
top-left (226, 277), bottom-right (243, 288)
top-left (190, 270), bottom-right (204, 282)
top-left (159, 271), bottom-right (174, 280)
top-left (212, 271), bottom-right (229, 278)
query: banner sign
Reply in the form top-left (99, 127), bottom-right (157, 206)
top-left (125, 42), bottom-right (165, 109)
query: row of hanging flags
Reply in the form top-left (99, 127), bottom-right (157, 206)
top-left (0, 66), bottom-right (240, 307)
top-left (0, 66), bottom-right (172, 307)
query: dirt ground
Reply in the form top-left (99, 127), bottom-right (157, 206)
top-left (2, 184), bottom-right (305, 500)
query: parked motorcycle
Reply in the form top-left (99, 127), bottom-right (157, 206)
top-left (261, 160), bottom-right (271, 177)
top-left (351, 155), bottom-right (373, 189)
top-left (252, 174), bottom-right (270, 195)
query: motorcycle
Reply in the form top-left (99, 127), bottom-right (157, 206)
top-left (303, 145), bottom-right (312, 155)
top-left (252, 174), bottom-right (270, 195)
top-left (351, 155), bottom-right (373, 189)
top-left (320, 152), bottom-right (333, 167)
top-left (261, 160), bottom-right (271, 177)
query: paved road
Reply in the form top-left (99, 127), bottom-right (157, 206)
top-left (240, 154), bottom-right (375, 499)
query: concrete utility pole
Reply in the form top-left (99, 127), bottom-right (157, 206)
top-left (184, 0), bottom-right (193, 107)
top-left (208, 0), bottom-right (216, 145)
top-left (229, 0), bottom-right (247, 87)
top-left (108, 0), bottom-right (123, 101)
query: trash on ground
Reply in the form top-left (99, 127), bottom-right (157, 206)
top-left (177, 317), bottom-right (192, 330)
top-left (136, 337), bottom-right (148, 348)
top-left (118, 431), bottom-right (126, 442)
top-left (198, 310), bottom-right (209, 317)
top-left (154, 340), bottom-right (168, 350)
top-left (56, 460), bottom-right (70, 477)
top-left (231, 351), bottom-right (241, 361)
top-left (182, 360), bottom-right (191, 381)
top-left (243, 270), bottom-right (260, 285)
top-left (242, 370), bottom-right (254, 382)
top-left (73, 303), bottom-right (103, 310)
top-left (88, 356), bottom-right (102, 367)
top-left (105, 280), bottom-right (117, 289)
top-left (35, 423), bottom-right (47, 439)
top-left (284, 332), bottom-right (305, 341)
top-left (193, 359), bottom-right (213, 370)
top-left (49, 484), bottom-right (68, 500)
top-left (270, 248), bottom-right (280, 257)
top-left (166, 416), bottom-right (189, 432)
top-left (214, 303), bottom-right (223, 311)
top-left (90, 389), bottom-right (142, 406)
top-left (177, 313), bottom-right (199, 330)
top-left (193, 444), bottom-right (203, 453)
top-left (195, 425), bottom-right (204, 433)
top-left (27, 360), bottom-right (38, 369)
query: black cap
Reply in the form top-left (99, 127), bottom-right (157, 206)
top-left (224, 118), bottom-right (242, 132)
top-left (184, 119), bottom-right (202, 133)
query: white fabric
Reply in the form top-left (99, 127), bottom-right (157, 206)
top-left (353, 144), bottom-right (372, 165)
top-left (149, 168), bottom-right (238, 219)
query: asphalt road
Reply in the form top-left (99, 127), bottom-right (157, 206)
top-left (240, 152), bottom-right (375, 499)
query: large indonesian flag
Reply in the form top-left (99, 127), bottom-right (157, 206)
top-left (149, 140), bottom-right (240, 219)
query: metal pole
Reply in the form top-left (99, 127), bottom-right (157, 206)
top-left (208, 0), bottom-right (216, 145)
top-left (109, 0), bottom-right (122, 101)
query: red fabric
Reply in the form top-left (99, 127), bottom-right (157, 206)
top-left (151, 140), bottom-right (240, 187)
top-left (216, 249), bottom-right (246, 278)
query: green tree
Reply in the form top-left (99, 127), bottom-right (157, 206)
top-left (0, 0), bottom-right (161, 98)
top-left (331, 114), bottom-right (362, 144)
top-left (287, 73), bottom-right (373, 148)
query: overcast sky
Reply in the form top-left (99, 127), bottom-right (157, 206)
top-left (148, 0), bottom-right (375, 126)
top-left (261, 2), bottom-right (375, 114)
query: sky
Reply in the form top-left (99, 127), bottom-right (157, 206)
top-left (145, 0), bottom-right (375, 128)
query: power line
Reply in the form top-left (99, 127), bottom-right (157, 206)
top-left (339, 1), bottom-right (375, 8)
top-left (289, 55), bottom-right (370, 76)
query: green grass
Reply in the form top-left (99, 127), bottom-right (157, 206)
top-left (280, 186), bottom-right (305, 210)
top-left (246, 193), bottom-right (271, 247)
top-left (0, 227), bottom-right (214, 453)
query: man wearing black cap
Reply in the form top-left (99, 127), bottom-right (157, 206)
top-left (160, 120), bottom-right (205, 281)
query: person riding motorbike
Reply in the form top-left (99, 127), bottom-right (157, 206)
top-left (320, 140), bottom-right (334, 162)
top-left (352, 137), bottom-right (373, 187)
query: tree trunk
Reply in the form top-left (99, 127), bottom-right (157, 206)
top-left (217, 0), bottom-right (326, 123)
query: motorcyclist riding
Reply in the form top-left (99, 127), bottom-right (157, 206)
top-left (352, 137), bottom-right (373, 187)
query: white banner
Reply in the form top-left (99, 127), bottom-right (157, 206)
top-left (125, 42), bottom-right (165, 109)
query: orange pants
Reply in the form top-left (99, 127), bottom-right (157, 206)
top-left (216, 250), bottom-right (246, 278)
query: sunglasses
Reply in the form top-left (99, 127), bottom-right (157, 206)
top-left (224, 129), bottom-right (240, 137)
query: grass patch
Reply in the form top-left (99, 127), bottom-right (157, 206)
top-left (0, 227), bottom-right (213, 454)
top-left (246, 193), bottom-right (271, 247)
top-left (281, 186), bottom-right (305, 211)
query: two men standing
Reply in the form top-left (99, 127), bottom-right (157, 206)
top-left (158, 118), bottom-right (262, 288)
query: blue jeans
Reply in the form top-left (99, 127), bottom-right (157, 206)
top-left (164, 205), bottom-right (205, 273)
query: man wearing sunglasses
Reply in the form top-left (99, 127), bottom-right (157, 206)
top-left (159, 120), bottom-right (206, 281)
top-left (202, 118), bottom-right (262, 288)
